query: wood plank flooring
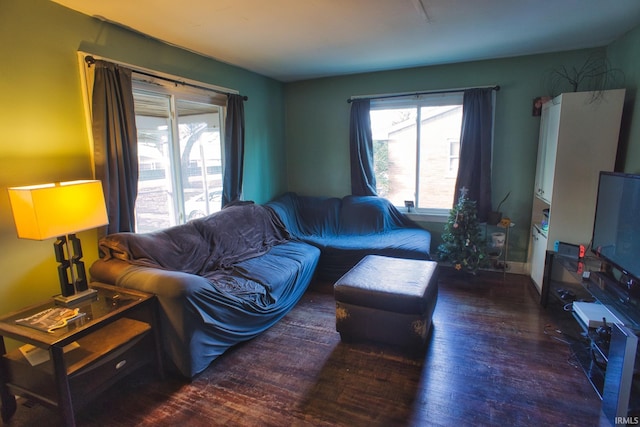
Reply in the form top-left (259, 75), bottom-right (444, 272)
top-left (7, 268), bottom-right (609, 426)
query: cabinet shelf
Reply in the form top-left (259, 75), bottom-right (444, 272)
top-left (532, 223), bottom-right (547, 239)
top-left (4, 317), bottom-right (150, 376)
top-left (3, 317), bottom-right (152, 408)
top-left (528, 90), bottom-right (625, 292)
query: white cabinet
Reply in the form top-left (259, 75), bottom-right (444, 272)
top-left (534, 101), bottom-right (561, 203)
top-left (528, 89), bottom-right (625, 293)
top-left (530, 225), bottom-right (547, 289)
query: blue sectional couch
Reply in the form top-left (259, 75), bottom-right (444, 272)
top-left (266, 192), bottom-right (432, 281)
top-left (89, 195), bottom-right (431, 378)
top-left (90, 203), bottom-right (320, 378)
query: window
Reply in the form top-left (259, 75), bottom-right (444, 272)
top-left (370, 92), bottom-right (463, 215)
top-left (448, 138), bottom-right (460, 175)
top-left (132, 77), bottom-right (227, 232)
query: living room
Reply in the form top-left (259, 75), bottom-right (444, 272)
top-left (2, 0), bottom-right (640, 425)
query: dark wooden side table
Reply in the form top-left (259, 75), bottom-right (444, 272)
top-left (0, 282), bottom-right (162, 427)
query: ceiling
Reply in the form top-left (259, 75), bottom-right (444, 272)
top-left (52, 0), bottom-right (640, 82)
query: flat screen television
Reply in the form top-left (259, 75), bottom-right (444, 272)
top-left (591, 171), bottom-right (640, 287)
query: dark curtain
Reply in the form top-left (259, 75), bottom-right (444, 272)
top-left (222, 94), bottom-right (245, 207)
top-left (454, 88), bottom-right (494, 222)
top-left (91, 60), bottom-right (138, 234)
top-left (349, 99), bottom-right (377, 196)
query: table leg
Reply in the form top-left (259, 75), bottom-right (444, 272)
top-left (51, 345), bottom-right (75, 427)
top-left (0, 338), bottom-right (17, 422)
top-left (151, 302), bottom-right (165, 379)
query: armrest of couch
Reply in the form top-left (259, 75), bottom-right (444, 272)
top-left (90, 259), bottom-right (212, 377)
top-left (91, 259), bottom-right (208, 298)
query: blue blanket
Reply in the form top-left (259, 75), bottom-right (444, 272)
top-left (92, 203), bottom-right (320, 377)
top-left (266, 193), bottom-right (431, 281)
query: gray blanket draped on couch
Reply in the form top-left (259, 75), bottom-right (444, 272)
top-left (90, 203), bottom-right (320, 378)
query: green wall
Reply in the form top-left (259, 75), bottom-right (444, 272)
top-left (284, 47), bottom-right (640, 263)
top-left (608, 25), bottom-right (640, 173)
top-left (0, 0), bottom-right (286, 316)
top-left (1, 0), bottom-right (639, 318)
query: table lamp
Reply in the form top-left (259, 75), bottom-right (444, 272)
top-left (8, 180), bottom-right (109, 306)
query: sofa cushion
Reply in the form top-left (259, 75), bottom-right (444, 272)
top-left (295, 194), bottom-right (342, 237)
top-left (304, 230), bottom-right (431, 281)
top-left (339, 195), bottom-right (417, 234)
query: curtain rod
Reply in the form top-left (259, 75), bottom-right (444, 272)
top-left (347, 85), bottom-right (500, 103)
top-left (84, 55), bottom-right (248, 101)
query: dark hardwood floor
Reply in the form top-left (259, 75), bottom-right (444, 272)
top-left (7, 268), bottom-right (609, 426)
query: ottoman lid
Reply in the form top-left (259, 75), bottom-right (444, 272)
top-left (334, 255), bottom-right (438, 314)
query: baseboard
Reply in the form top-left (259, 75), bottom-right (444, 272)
top-left (439, 261), bottom-right (529, 275)
top-left (501, 261), bottom-right (528, 275)
top-left (480, 261), bottom-right (528, 275)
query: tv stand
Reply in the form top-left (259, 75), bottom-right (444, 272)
top-left (540, 251), bottom-right (640, 422)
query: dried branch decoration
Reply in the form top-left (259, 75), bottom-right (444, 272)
top-left (546, 54), bottom-right (625, 101)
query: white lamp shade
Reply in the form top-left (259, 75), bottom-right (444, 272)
top-left (8, 180), bottom-right (109, 240)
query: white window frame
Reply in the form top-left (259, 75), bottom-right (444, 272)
top-left (77, 52), bottom-right (240, 231)
top-left (132, 78), bottom-right (227, 230)
top-left (76, 52), bottom-right (238, 175)
top-left (448, 138), bottom-right (460, 177)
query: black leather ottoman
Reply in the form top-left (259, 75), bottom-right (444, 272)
top-left (334, 255), bottom-right (438, 354)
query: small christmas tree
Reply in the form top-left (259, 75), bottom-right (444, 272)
top-left (437, 187), bottom-right (489, 274)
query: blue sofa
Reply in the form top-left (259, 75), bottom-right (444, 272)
top-left (89, 195), bottom-right (431, 378)
top-left (266, 193), bottom-right (432, 281)
top-left (90, 203), bottom-right (320, 378)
